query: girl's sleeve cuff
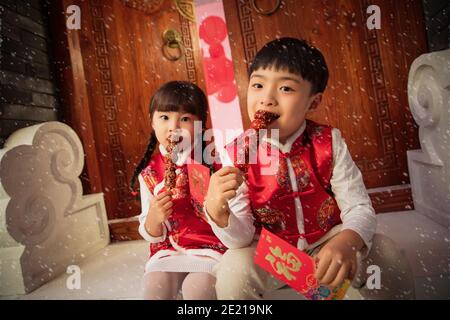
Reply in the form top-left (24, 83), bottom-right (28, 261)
top-left (138, 222), bottom-right (167, 243)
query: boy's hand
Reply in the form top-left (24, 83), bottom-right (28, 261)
top-left (314, 229), bottom-right (365, 288)
top-left (144, 190), bottom-right (173, 237)
top-left (205, 166), bottom-right (244, 228)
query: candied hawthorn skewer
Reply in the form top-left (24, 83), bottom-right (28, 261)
top-left (164, 139), bottom-right (178, 191)
top-left (235, 110), bottom-right (280, 173)
top-left (251, 109), bottom-right (280, 130)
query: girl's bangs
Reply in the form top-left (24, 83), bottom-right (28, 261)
top-left (150, 81), bottom-right (208, 123)
top-left (154, 103), bottom-right (199, 116)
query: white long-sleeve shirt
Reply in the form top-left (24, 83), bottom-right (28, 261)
top-left (205, 122), bottom-right (377, 255)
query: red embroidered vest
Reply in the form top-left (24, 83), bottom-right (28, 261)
top-left (140, 152), bottom-right (227, 257)
top-left (226, 120), bottom-right (341, 246)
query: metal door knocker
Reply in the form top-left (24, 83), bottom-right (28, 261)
top-left (250, 0), bottom-right (281, 16)
top-left (162, 29), bottom-right (184, 61)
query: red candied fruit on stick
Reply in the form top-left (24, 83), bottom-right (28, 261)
top-left (235, 110), bottom-right (279, 173)
top-left (164, 140), bottom-right (177, 190)
top-left (250, 110), bottom-right (280, 130)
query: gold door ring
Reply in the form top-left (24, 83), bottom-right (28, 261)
top-left (162, 41), bottom-right (184, 61)
top-left (162, 29), bottom-right (184, 61)
top-left (250, 0), bottom-right (281, 16)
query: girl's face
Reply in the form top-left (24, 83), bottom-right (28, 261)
top-left (151, 110), bottom-right (200, 150)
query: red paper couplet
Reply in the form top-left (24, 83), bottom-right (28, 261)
top-left (194, 0), bottom-right (244, 153)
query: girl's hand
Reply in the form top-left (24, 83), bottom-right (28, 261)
top-left (205, 166), bottom-right (244, 227)
top-left (314, 229), bottom-right (364, 288)
top-left (144, 190), bottom-right (173, 237)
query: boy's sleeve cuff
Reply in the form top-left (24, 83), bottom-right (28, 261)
top-left (203, 204), bottom-right (254, 249)
top-left (341, 225), bottom-right (373, 259)
top-left (203, 204), bottom-right (234, 232)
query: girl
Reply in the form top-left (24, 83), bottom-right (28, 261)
top-left (130, 81), bottom-right (239, 300)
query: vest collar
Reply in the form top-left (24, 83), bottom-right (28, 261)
top-left (263, 121), bottom-right (307, 154)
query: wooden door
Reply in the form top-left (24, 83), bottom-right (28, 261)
top-left (51, 0), bottom-right (428, 241)
top-left (223, 0), bottom-right (427, 212)
top-left (51, 0), bottom-right (207, 240)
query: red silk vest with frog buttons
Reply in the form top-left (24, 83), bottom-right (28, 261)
top-left (140, 152), bottom-right (227, 257)
top-left (226, 120), bottom-right (342, 246)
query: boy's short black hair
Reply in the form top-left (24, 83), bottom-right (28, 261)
top-left (248, 37), bottom-right (329, 95)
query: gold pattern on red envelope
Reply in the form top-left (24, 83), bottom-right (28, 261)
top-left (265, 246), bottom-right (302, 281)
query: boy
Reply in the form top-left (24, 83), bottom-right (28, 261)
top-left (204, 38), bottom-right (413, 299)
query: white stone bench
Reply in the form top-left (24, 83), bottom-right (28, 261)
top-left (2, 49), bottom-right (449, 300)
top-left (5, 209), bottom-right (449, 300)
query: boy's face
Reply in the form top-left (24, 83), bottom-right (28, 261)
top-left (247, 67), bottom-right (322, 143)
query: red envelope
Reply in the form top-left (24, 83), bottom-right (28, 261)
top-left (187, 160), bottom-right (211, 204)
top-left (254, 228), bottom-right (350, 300)
top-left (254, 228), bottom-right (318, 293)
